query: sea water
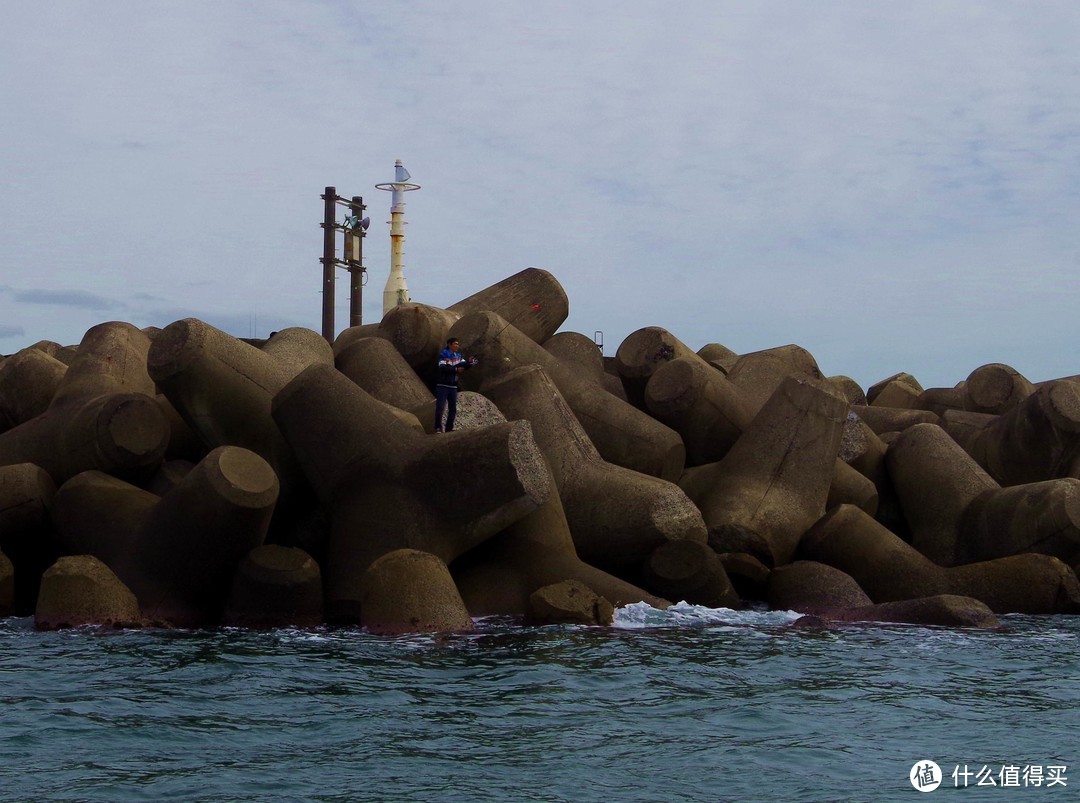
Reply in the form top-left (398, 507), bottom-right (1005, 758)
top-left (1, 604), bottom-right (1076, 802)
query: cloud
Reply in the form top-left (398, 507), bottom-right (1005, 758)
top-left (9, 288), bottom-right (120, 311)
top-left (0, 324), bottom-right (26, 340)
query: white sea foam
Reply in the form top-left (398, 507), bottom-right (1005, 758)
top-left (613, 600), bottom-right (803, 629)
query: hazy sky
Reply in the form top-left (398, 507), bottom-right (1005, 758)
top-left (2, 1), bottom-right (1078, 389)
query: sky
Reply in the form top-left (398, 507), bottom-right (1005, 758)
top-left (2, 1), bottom-right (1078, 390)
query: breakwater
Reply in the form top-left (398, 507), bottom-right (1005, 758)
top-left (1, 267), bottom-right (1078, 632)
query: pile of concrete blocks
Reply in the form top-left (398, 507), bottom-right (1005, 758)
top-left (2, 268), bottom-right (1078, 633)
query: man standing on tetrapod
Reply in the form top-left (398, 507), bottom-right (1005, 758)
top-left (434, 337), bottom-right (478, 432)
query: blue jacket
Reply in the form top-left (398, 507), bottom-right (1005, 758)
top-left (437, 348), bottom-right (470, 388)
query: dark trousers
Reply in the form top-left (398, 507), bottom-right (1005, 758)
top-left (435, 385), bottom-right (458, 431)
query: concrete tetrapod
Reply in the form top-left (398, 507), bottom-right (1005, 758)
top-left (885, 422), bottom-right (999, 566)
top-left (0, 463), bottom-right (59, 615)
top-left (962, 363), bottom-right (1035, 415)
top-left (641, 540), bottom-right (739, 609)
top-left (270, 362), bottom-right (550, 623)
top-left (614, 326), bottom-right (701, 409)
top-left (914, 386), bottom-right (967, 418)
top-left (543, 331), bottom-right (627, 399)
top-left (53, 471), bottom-right (160, 567)
top-left (0, 322), bottom-right (169, 485)
top-left (950, 380), bottom-right (1080, 486)
top-left (450, 311), bottom-right (685, 481)
top-left (526, 580), bottom-right (615, 626)
top-left (452, 468), bottom-right (669, 615)
top-left (147, 319), bottom-right (333, 503)
top-left (478, 363), bottom-right (706, 576)
top-left (799, 504), bottom-right (1080, 614)
top-left (34, 555), bottom-right (143, 630)
top-left (767, 560), bottom-right (999, 628)
top-left (848, 405), bottom-right (939, 436)
top-left (222, 544), bottom-right (323, 628)
top-left (724, 344), bottom-right (824, 416)
top-left (449, 267), bottom-right (570, 342)
top-left (643, 355), bottom-right (753, 466)
top-left (826, 376), bottom-right (867, 406)
top-left (691, 375), bottom-right (848, 567)
top-left (360, 549), bottom-right (473, 635)
top-left (697, 343), bottom-right (740, 374)
top-left (335, 336), bottom-right (435, 427)
top-left (54, 446), bottom-right (279, 626)
top-left (377, 302), bottom-right (462, 379)
top-left (377, 267), bottom-right (571, 374)
top-left (866, 372), bottom-right (923, 405)
top-left (0, 347), bottom-right (67, 432)
top-left (0, 551), bottom-right (13, 616)
top-left (958, 478), bottom-right (1080, 566)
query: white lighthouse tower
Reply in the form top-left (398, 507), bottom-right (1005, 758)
top-left (375, 160), bottom-right (420, 316)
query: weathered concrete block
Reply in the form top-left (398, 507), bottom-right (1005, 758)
top-left (870, 380), bottom-right (920, 409)
top-left (827, 459), bottom-right (879, 516)
top-left (940, 409), bottom-right (997, 458)
top-left (0, 463), bottom-right (59, 615)
top-left (724, 344), bottom-right (823, 415)
top-left (360, 549), bottom-right (473, 635)
top-left (543, 332), bottom-right (627, 399)
top-left (644, 355), bottom-right (753, 466)
top-left (950, 380), bottom-right (1080, 487)
top-left (959, 478), bottom-right (1080, 566)
top-left (641, 540), bottom-right (739, 608)
top-left (770, 561), bottom-right (997, 629)
top-left (271, 362), bottom-right (549, 622)
top-left (697, 343), bottom-right (739, 374)
top-left (147, 320), bottom-right (332, 502)
top-left (767, 560), bottom-right (873, 612)
top-left (867, 372), bottom-right (923, 405)
top-left (849, 405), bottom-right (940, 435)
top-left (826, 375), bottom-right (866, 406)
top-left (800, 504), bottom-right (1080, 614)
top-left (451, 311), bottom-right (685, 480)
top-left (886, 422), bottom-right (998, 566)
top-left (717, 553), bottom-right (770, 600)
top-left (331, 323), bottom-right (381, 360)
top-left (0, 347), bottom-right (67, 432)
top-left (453, 469), bottom-right (667, 615)
top-left (914, 385), bottom-right (967, 417)
top-left (479, 363), bottom-right (705, 575)
top-left (222, 545), bottom-right (323, 629)
top-left (145, 458), bottom-right (195, 496)
top-left (448, 267), bottom-right (569, 343)
top-left (962, 363), bottom-right (1034, 415)
top-left (692, 376), bottom-right (848, 566)
top-left (0, 322), bottom-right (169, 484)
top-left (54, 446), bottom-right (279, 627)
top-left (34, 555), bottom-right (142, 630)
top-left (526, 579), bottom-right (614, 626)
top-left (835, 595), bottom-right (999, 628)
top-left (614, 326), bottom-right (701, 409)
top-left (0, 550), bottom-right (13, 616)
top-left (336, 335), bottom-right (434, 425)
top-left (377, 268), bottom-right (570, 374)
top-left (53, 470), bottom-right (160, 566)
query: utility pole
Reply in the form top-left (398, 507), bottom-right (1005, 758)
top-left (319, 188), bottom-right (370, 342)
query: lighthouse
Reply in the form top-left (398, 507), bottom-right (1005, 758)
top-left (375, 160), bottom-right (420, 316)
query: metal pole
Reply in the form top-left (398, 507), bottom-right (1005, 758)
top-left (349, 195), bottom-right (366, 327)
top-left (321, 186), bottom-right (336, 343)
